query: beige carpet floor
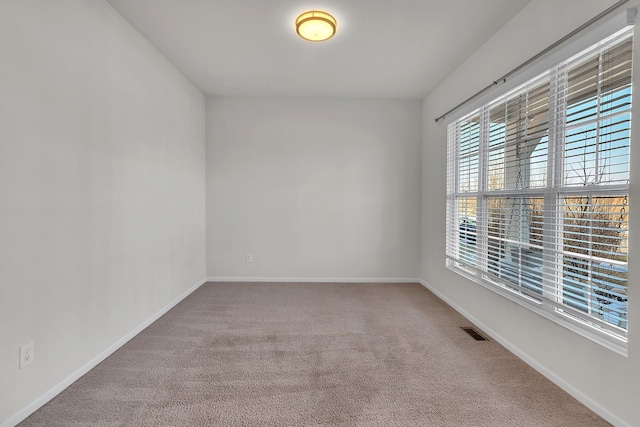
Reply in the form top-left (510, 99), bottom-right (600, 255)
top-left (20, 282), bottom-right (609, 426)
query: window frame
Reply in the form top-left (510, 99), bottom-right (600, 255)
top-left (445, 27), bottom-right (633, 355)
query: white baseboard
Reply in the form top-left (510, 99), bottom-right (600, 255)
top-left (206, 277), bottom-right (421, 283)
top-left (417, 279), bottom-right (627, 427)
top-left (2, 277), bottom-right (207, 427)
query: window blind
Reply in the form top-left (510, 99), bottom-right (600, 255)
top-left (446, 26), bottom-right (632, 348)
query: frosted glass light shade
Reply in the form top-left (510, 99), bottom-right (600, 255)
top-left (296, 11), bottom-right (337, 42)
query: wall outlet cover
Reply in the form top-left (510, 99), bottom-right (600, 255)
top-left (19, 341), bottom-right (35, 369)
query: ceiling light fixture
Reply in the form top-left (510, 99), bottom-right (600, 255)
top-left (295, 11), bottom-right (337, 42)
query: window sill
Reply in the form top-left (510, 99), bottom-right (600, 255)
top-left (447, 261), bottom-right (628, 357)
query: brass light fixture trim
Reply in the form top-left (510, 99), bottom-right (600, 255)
top-left (295, 10), bottom-right (337, 42)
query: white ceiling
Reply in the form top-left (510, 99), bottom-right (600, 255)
top-left (106, 0), bottom-right (531, 99)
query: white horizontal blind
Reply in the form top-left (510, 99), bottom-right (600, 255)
top-left (446, 26), bottom-right (633, 345)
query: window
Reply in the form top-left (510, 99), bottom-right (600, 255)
top-left (446, 27), bottom-right (633, 350)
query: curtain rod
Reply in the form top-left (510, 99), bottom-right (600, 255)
top-left (434, 0), bottom-right (632, 124)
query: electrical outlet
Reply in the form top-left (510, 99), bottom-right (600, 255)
top-left (245, 252), bottom-right (253, 263)
top-left (19, 341), bottom-right (34, 369)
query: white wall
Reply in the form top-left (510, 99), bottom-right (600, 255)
top-left (0, 1), bottom-right (206, 424)
top-left (421, 0), bottom-right (640, 425)
top-left (207, 97), bottom-right (421, 280)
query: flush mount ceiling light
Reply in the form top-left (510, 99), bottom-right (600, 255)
top-left (295, 11), bottom-right (337, 42)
